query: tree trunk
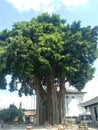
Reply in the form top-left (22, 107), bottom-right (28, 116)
top-left (61, 92), bottom-right (66, 123)
top-left (47, 72), bottom-right (59, 125)
top-left (58, 77), bottom-right (66, 124)
top-left (35, 74), bottom-right (66, 125)
top-left (36, 89), bottom-right (43, 125)
top-left (36, 79), bottom-right (47, 125)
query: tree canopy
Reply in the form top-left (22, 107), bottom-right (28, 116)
top-left (0, 104), bottom-right (18, 122)
top-left (0, 13), bottom-right (98, 124)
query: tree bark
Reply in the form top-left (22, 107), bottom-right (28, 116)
top-left (58, 76), bottom-right (66, 124)
top-left (36, 88), bottom-right (43, 125)
top-left (35, 74), bottom-right (66, 125)
top-left (35, 78), bottom-right (48, 125)
top-left (47, 72), bottom-right (59, 125)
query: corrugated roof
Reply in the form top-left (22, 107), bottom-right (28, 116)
top-left (81, 96), bottom-right (98, 107)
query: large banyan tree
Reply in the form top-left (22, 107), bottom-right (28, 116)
top-left (0, 13), bottom-right (98, 125)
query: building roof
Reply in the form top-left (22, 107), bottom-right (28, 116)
top-left (81, 96), bottom-right (98, 107)
top-left (66, 89), bottom-right (86, 95)
top-left (24, 109), bottom-right (36, 116)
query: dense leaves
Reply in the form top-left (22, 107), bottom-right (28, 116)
top-left (0, 104), bottom-right (18, 122)
top-left (0, 74), bottom-right (7, 89)
top-left (0, 104), bottom-right (24, 122)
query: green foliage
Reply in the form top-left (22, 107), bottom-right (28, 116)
top-left (18, 108), bottom-right (24, 122)
top-left (36, 13), bottom-right (66, 26)
top-left (9, 76), bottom-right (18, 92)
top-left (0, 13), bottom-right (98, 92)
top-left (0, 74), bottom-right (7, 89)
top-left (0, 104), bottom-right (18, 122)
top-left (0, 29), bottom-right (10, 41)
top-left (8, 104), bottom-right (18, 121)
top-left (0, 104), bottom-right (24, 123)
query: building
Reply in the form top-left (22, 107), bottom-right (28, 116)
top-left (66, 89), bottom-right (86, 117)
top-left (24, 109), bottom-right (36, 123)
top-left (81, 96), bottom-right (98, 126)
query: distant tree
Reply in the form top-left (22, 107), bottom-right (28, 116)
top-left (0, 104), bottom-right (24, 123)
top-left (0, 108), bottom-right (8, 122)
top-left (8, 104), bottom-right (18, 121)
top-left (0, 13), bottom-right (98, 125)
top-left (0, 104), bottom-right (18, 122)
top-left (18, 104), bottom-right (24, 123)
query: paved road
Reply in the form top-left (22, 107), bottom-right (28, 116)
top-left (89, 127), bottom-right (98, 130)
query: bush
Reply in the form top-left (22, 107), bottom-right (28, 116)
top-left (0, 104), bottom-right (18, 122)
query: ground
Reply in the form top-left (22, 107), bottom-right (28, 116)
top-left (0, 123), bottom-right (98, 130)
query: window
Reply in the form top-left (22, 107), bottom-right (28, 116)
top-left (94, 107), bottom-right (98, 121)
top-left (66, 96), bottom-right (69, 99)
top-left (72, 96), bottom-right (75, 99)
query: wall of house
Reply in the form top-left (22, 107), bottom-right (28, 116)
top-left (89, 105), bottom-right (98, 126)
top-left (65, 93), bottom-right (85, 117)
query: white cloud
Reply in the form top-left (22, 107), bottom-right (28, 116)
top-left (82, 77), bottom-right (98, 102)
top-left (6, 0), bottom-right (56, 13)
top-left (6, 0), bottom-right (87, 13)
top-left (0, 92), bottom-right (11, 109)
top-left (0, 90), bottom-right (36, 109)
top-left (62, 0), bottom-right (87, 10)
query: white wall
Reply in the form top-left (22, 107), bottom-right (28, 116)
top-left (65, 93), bottom-right (85, 117)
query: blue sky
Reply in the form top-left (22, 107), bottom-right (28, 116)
top-left (0, 0), bottom-right (98, 108)
top-left (1, 0), bottom-right (98, 30)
